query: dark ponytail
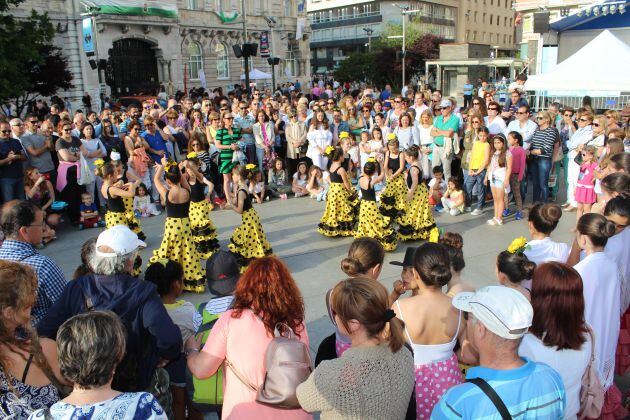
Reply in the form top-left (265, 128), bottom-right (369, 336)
top-left (144, 259), bottom-right (184, 296)
top-left (497, 251), bottom-right (536, 284)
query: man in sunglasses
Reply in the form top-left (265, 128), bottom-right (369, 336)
top-left (329, 108), bottom-right (349, 146)
top-left (501, 90), bottom-right (528, 122)
top-left (234, 100), bottom-right (256, 164)
top-left (119, 104), bottom-right (143, 136)
top-left (505, 105), bottom-right (537, 148)
top-left (0, 121), bottom-right (27, 201)
top-left (431, 99), bottom-right (459, 181)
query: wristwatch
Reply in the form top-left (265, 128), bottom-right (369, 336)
top-left (184, 347), bottom-right (200, 357)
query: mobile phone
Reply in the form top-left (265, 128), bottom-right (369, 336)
top-left (42, 173), bottom-right (50, 181)
top-left (173, 104), bottom-right (182, 112)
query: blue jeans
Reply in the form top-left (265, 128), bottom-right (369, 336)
top-left (532, 157), bottom-right (552, 203)
top-left (256, 147), bottom-right (265, 174)
top-left (462, 169), bottom-right (471, 206)
top-left (0, 177), bottom-right (25, 203)
top-left (464, 169), bottom-right (486, 210)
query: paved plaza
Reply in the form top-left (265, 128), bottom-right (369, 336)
top-left (41, 196), bottom-right (577, 355)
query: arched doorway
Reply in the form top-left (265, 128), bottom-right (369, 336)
top-left (106, 39), bottom-right (159, 96)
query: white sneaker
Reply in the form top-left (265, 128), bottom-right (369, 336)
top-left (295, 192), bottom-right (303, 198)
top-left (486, 218), bottom-right (497, 225)
top-left (471, 209), bottom-right (483, 216)
top-left (496, 218), bottom-right (504, 225)
top-left (464, 207), bottom-right (472, 212)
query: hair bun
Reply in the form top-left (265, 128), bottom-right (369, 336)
top-left (521, 260), bottom-right (537, 279)
top-left (602, 219), bottom-right (617, 239)
top-left (439, 232), bottom-right (463, 250)
top-left (542, 203), bottom-right (562, 223)
top-left (341, 257), bottom-right (364, 277)
top-left (428, 264), bottom-right (452, 287)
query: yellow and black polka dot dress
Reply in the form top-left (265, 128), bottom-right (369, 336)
top-left (104, 187), bottom-right (142, 277)
top-left (150, 192), bottom-right (206, 293)
top-left (317, 167), bottom-right (357, 237)
top-left (228, 188), bottom-right (273, 270)
top-left (355, 180), bottom-right (398, 251)
top-left (398, 165), bottom-right (439, 242)
top-left (189, 181), bottom-right (219, 260)
top-left (118, 175), bottom-right (145, 241)
top-left (379, 152), bottom-right (407, 223)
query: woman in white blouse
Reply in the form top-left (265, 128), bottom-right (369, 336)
top-left (565, 111), bottom-right (594, 211)
top-left (252, 110), bottom-right (275, 174)
top-left (574, 213), bottom-right (620, 397)
top-left (519, 261), bottom-right (591, 420)
top-left (306, 110), bottom-right (333, 170)
top-left (418, 110), bottom-right (434, 179)
top-left (483, 101), bottom-right (507, 136)
top-left (393, 113), bottom-right (419, 151)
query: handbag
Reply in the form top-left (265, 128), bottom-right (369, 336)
top-left (579, 327), bottom-right (605, 419)
top-left (78, 154), bottom-right (95, 186)
top-left (466, 377), bottom-right (512, 419)
top-left (226, 322), bottom-right (312, 409)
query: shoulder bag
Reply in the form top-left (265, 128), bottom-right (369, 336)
top-left (466, 377), bottom-right (512, 419)
top-left (578, 327), bottom-right (604, 419)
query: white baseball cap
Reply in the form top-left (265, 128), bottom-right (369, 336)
top-left (439, 99), bottom-right (452, 108)
top-left (110, 151), bottom-right (121, 161)
top-left (452, 286), bottom-right (533, 340)
top-left (95, 225), bottom-right (146, 257)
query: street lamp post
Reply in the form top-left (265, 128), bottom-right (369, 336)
top-left (241, 0), bottom-right (250, 95)
top-left (264, 16), bottom-right (278, 93)
top-left (363, 27), bottom-right (374, 52)
top-left (393, 4), bottom-right (419, 89)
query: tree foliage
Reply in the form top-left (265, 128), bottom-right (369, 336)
top-left (335, 21), bottom-right (443, 89)
top-left (0, 0), bottom-right (73, 115)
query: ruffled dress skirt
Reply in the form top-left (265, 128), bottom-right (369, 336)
top-left (228, 208), bottom-right (272, 269)
top-left (150, 216), bottom-right (206, 293)
top-left (123, 196), bottom-right (146, 241)
top-left (189, 200), bottom-right (219, 260)
top-left (398, 183), bottom-right (440, 242)
top-left (317, 183), bottom-right (357, 237)
top-left (355, 200), bottom-right (398, 251)
top-left (379, 174), bottom-right (407, 222)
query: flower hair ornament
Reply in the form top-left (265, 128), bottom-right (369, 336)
top-left (366, 157), bottom-right (377, 163)
top-left (245, 163), bottom-right (258, 171)
top-left (325, 145), bottom-right (335, 155)
top-left (507, 236), bottom-right (529, 254)
top-left (186, 152), bottom-right (198, 159)
top-left (164, 160), bottom-right (178, 171)
top-left (387, 133), bottom-right (397, 141)
top-left (93, 158), bottom-right (105, 168)
top-left (339, 131), bottom-right (350, 139)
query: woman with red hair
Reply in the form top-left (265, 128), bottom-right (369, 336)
top-left (186, 256), bottom-right (310, 420)
top-left (518, 262), bottom-right (591, 419)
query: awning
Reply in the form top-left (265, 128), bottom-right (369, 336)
top-left (81, 0), bottom-right (178, 18)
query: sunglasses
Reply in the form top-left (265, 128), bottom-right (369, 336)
top-left (472, 102), bottom-right (480, 105)
top-left (239, 107), bottom-right (247, 110)
top-left (28, 120), bottom-right (39, 124)
top-left (0, 130), bottom-right (11, 134)
top-left (145, 123), bottom-right (155, 127)
top-left (488, 107), bottom-right (498, 111)
top-left (592, 123), bottom-right (600, 127)
top-left (472, 120), bottom-right (481, 124)
top-left (224, 117), bottom-right (233, 120)
top-left (579, 118), bottom-right (590, 122)
top-left (516, 111), bottom-right (527, 115)
top-left (394, 100), bottom-right (402, 103)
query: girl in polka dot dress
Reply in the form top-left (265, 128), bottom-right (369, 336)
top-left (379, 135), bottom-right (407, 223)
top-left (397, 145), bottom-right (439, 243)
top-left (227, 164), bottom-right (273, 270)
top-left (393, 242), bottom-right (464, 418)
top-left (149, 157), bottom-right (205, 293)
top-left (355, 157), bottom-right (397, 252)
top-left (183, 152), bottom-right (219, 260)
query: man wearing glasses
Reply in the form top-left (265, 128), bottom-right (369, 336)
top-left (501, 90), bottom-right (528, 122)
top-left (431, 99), bottom-right (460, 181)
top-left (234, 101), bottom-right (256, 164)
top-left (504, 106), bottom-right (537, 149)
top-left (329, 108), bottom-right (349, 146)
top-left (0, 121), bottom-right (27, 201)
top-left (21, 119), bottom-right (56, 187)
top-left (119, 105), bottom-right (144, 136)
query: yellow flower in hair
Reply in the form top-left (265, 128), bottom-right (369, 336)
top-left (187, 152), bottom-right (198, 159)
top-left (245, 163), bottom-right (257, 171)
top-left (339, 131), bottom-right (350, 139)
top-left (507, 236), bottom-right (529, 254)
top-left (164, 160), bottom-right (177, 171)
top-left (155, 258), bottom-right (170, 267)
top-left (387, 133), bottom-right (397, 140)
top-left (94, 158), bottom-right (105, 168)
top-left (325, 145), bottom-right (335, 155)
top-left (366, 157), bottom-right (377, 163)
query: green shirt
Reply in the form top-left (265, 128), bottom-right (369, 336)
top-left (433, 114), bottom-right (460, 147)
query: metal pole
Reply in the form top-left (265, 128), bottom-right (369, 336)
top-left (368, 33), bottom-right (372, 52)
top-left (402, 10), bottom-right (406, 90)
top-left (241, 0), bottom-right (250, 96)
top-left (270, 23), bottom-right (276, 93)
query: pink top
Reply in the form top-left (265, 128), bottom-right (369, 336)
top-left (510, 145), bottom-right (526, 181)
top-left (577, 161), bottom-right (598, 188)
top-left (202, 309), bottom-right (312, 420)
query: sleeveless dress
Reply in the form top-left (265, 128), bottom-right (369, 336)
top-left (119, 175), bottom-right (146, 241)
top-left (216, 127), bottom-right (241, 174)
top-left (188, 180), bottom-right (219, 259)
top-left (149, 191), bottom-right (205, 293)
top-left (398, 165), bottom-right (439, 242)
top-left (379, 152), bottom-right (407, 222)
top-left (0, 354), bottom-right (59, 418)
top-left (355, 179), bottom-right (397, 251)
top-left (317, 166), bottom-right (357, 237)
top-left (228, 188), bottom-right (272, 270)
top-left (395, 301), bottom-right (463, 419)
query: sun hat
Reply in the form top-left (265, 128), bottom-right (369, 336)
top-left (452, 285), bottom-right (533, 340)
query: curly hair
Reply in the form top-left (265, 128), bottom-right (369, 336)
top-left (231, 256), bottom-right (305, 337)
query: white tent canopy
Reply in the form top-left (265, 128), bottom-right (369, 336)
top-left (525, 30), bottom-right (630, 92)
top-left (240, 68), bottom-right (272, 80)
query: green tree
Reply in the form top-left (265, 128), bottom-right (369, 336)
top-left (0, 0), bottom-right (73, 114)
top-left (333, 52), bottom-right (378, 85)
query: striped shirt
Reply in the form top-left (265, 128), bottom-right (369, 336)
top-left (431, 358), bottom-right (565, 419)
top-left (215, 127), bottom-right (241, 173)
top-left (530, 127), bottom-right (558, 159)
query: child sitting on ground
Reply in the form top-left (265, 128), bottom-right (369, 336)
top-left (267, 158), bottom-right (291, 199)
top-left (249, 169), bottom-right (267, 203)
top-left (428, 166), bottom-right (447, 210)
top-left (133, 182), bottom-right (162, 217)
top-left (79, 192), bottom-right (104, 229)
top-left (307, 165), bottom-right (327, 200)
top-left (292, 161), bottom-right (310, 197)
top-left (440, 175), bottom-right (466, 216)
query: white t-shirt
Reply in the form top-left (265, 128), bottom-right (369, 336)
top-left (428, 178), bottom-right (447, 194)
top-left (293, 172), bottom-right (307, 187)
top-left (519, 333), bottom-right (590, 420)
top-left (522, 237), bottom-right (570, 289)
top-left (605, 227), bottom-right (630, 313)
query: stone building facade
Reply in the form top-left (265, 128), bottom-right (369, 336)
top-left (10, 0), bottom-right (311, 110)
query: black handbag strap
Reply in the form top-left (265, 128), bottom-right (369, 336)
top-left (466, 377), bottom-right (512, 420)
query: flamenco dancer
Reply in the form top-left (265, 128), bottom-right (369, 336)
top-left (227, 164), bottom-right (273, 269)
top-left (379, 134), bottom-right (407, 223)
top-left (398, 145), bottom-right (439, 242)
top-left (184, 152), bottom-right (219, 259)
top-left (317, 146), bottom-right (358, 237)
top-left (110, 153), bottom-right (146, 241)
top-left (149, 158), bottom-right (205, 293)
top-left (355, 157), bottom-right (397, 251)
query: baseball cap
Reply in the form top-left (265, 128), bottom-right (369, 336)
top-left (439, 99), bottom-right (452, 108)
top-left (452, 286), bottom-right (533, 340)
top-left (206, 250), bottom-right (240, 296)
top-left (390, 247), bottom-right (416, 267)
top-left (95, 225), bottom-right (146, 257)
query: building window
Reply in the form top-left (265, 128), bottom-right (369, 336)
top-left (284, 0), bottom-right (293, 16)
top-left (482, 13), bottom-right (486, 23)
top-left (490, 14), bottom-right (493, 24)
top-left (473, 31), bottom-right (477, 40)
top-left (474, 11), bottom-right (477, 22)
top-left (466, 30), bottom-right (470, 40)
top-left (187, 0), bottom-right (200, 9)
top-left (215, 43), bottom-right (229, 79)
top-left (285, 44), bottom-right (297, 77)
top-left (187, 42), bottom-right (203, 80)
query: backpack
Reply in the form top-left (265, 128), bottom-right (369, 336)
top-left (227, 322), bottom-right (312, 409)
top-left (191, 302), bottom-right (225, 407)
